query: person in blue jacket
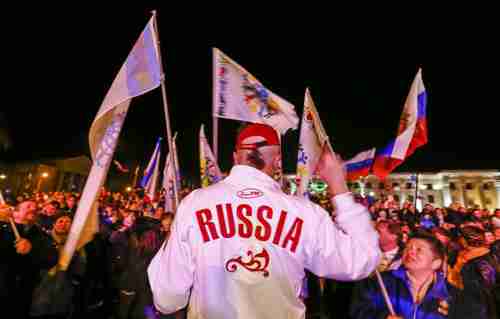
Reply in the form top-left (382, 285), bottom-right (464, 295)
top-left (350, 231), bottom-right (485, 319)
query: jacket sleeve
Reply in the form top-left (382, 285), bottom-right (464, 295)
top-left (305, 193), bottom-right (381, 280)
top-left (147, 200), bottom-right (195, 314)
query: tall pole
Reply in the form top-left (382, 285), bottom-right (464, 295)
top-left (132, 165), bottom-right (140, 188)
top-left (212, 48), bottom-right (219, 161)
top-left (414, 172), bottom-right (419, 208)
top-left (151, 11), bottom-right (179, 208)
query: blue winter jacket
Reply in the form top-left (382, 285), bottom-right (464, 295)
top-left (350, 266), bottom-right (485, 319)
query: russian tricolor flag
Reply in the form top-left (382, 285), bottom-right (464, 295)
top-left (344, 148), bottom-right (376, 181)
top-left (372, 69), bottom-right (428, 179)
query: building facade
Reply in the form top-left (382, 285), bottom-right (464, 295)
top-left (285, 170), bottom-right (500, 210)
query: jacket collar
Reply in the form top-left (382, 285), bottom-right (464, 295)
top-left (224, 165), bottom-right (282, 191)
top-left (392, 266), bottom-right (449, 300)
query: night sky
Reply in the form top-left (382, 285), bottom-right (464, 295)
top-left (1, 6), bottom-right (499, 183)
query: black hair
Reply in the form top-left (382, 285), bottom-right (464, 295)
top-left (246, 149), bottom-right (266, 169)
top-left (410, 230), bottom-right (446, 260)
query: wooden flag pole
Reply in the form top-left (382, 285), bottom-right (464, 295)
top-left (374, 270), bottom-right (396, 316)
top-left (9, 217), bottom-right (21, 241)
top-left (151, 11), bottom-right (179, 208)
top-left (212, 48), bottom-right (219, 161)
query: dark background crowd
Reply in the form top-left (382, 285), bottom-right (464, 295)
top-left (1, 184), bottom-right (499, 319)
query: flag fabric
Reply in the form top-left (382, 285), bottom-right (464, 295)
top-left (141, 137), bottom-right (162, 200)
top-left (372, 69), bottom-right (428, 179)
top-left (199, 124), bottom-right (223, 187)
top-left (59, 14), bottom-right (161, 271)
top-left (344, 148), bottom-right (376, 181)
top-left (0, 190), bottom-right (5, 205)
top-left (213, 48), bottom-right (299, 134)
top-left (296, 88), bottom-right (330, 197)
top-left (113, 160), bottom-right (129, 173)
top-left (162, 135), bottom-right (180, 212)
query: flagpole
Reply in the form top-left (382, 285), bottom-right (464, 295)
top-left (374, 270), bottom-right (396, 316)
top-left (151, 11), bottom-right (179, 208)
top-left (212, 48), bottom-right (219, 161)
top-left (414, 172), bottom-right (419, 208)
top-left (132, 165), bottom-right (140, 188)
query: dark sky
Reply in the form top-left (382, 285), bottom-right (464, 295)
top-left (1, 6), bottom-right (499, 182)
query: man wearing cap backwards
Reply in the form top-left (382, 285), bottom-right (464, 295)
top-left (148, 123), bottom-right (381, 319)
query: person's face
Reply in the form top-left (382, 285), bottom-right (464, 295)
top-left (66, 197), bottom-right (76, 208)
top-left (161, 217), bottom-right (172, 233)
top-left (403, 238), bottom-right (441, 272)
top-left (14, 201), bottom-right (37, 223)
top-left (484, 232), bottom-right (495, 245)
top-left (54, 216), bottom-right (72, 235)
top-left (472, 210), bottom-right (482, 219)
top-left (123, 214), bottom-right (135, 228)
top-left (376, 223), bottom-right (397, 247)
top-left (378, 210), bottom-right (387, 219)
top-left (105, 206), bottom-right (114, 216)
top-left (43, 204), bottom-right (57, 216)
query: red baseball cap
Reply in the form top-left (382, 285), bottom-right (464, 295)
top-left (236, 123), bottom-right (280, 150)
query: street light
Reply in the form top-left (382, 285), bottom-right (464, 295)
top-left (126, 186), bottom-right (132, 192)
top-left (37, 172), bottom-right (49, 192)
top-left (0, 174), bottom-right (6, 180)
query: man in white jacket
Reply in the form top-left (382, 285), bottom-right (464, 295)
top-left (148, 123), bottom-right (381, 319)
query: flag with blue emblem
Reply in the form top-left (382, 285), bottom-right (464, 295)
top-left (141, 137), bottom-right (162, 200)
top-left (60, 14), bottom-right (161, 271)
top-left (199, 124), bottom-right (223, 187)
top-left (162, 134), bottom-right (180, 212)
top-left (213, 48), bottom-right (299, 134)
top-left (296, 88), bottom-right (329, 198)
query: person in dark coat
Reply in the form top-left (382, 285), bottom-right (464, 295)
top-left (460, 239), bottom-right (500, 319)
top-left (0, 200), bottom-right (58, 319)
top-left (117, 218), bottom-right (163, 319)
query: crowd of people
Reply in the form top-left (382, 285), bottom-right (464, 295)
top-left (1, 182), bottom-right (499, 318)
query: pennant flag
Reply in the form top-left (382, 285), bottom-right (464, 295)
top-left (199, 124), bottom-right (223, 187)
top-left (162, 134), bottom-right (180, 212)
top-left (141, 137), bottom-right (162, 200)
top-left (59, 14), bottom-right (161, 271)
top-left (344, 148), bottom-right (376, 181)
top-left (372, 69), bottom-right (427, 179)
top-left (213, 48), bottom-right (299, 134)
top-left (296, 88), bottom-right (330, 198)
top-left (113, 160), bottom-right (130, 173)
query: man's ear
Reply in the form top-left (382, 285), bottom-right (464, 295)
top-left (431, 258), bottom-right (443, 271)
